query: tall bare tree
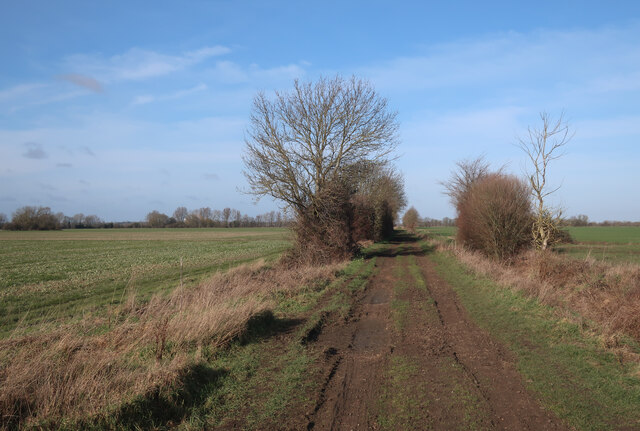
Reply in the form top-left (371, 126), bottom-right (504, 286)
top-left (517, 112), bottom-right (573, 250)
top-left (222, 207), bottom-right (231, 227)
top-left (243, 76), bottom-right (400, 261)
top-left (243, 75), bottom-right (399, 215)
top-left (173, 206), bottom-right (188, 224)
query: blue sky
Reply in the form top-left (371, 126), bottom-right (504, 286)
top-left (1, 1), bottom-right (640, 222)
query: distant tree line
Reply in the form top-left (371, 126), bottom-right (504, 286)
top-left (0, 206), bottom-right (292, 231)
top-left (561, 215), bottom-right (640, 227)
top-left (146, 207), bottom-right (293, 228)
top-left (0, 207), bottom-right (107, 231)
top-left (418, 217), bottom-right (457, 227)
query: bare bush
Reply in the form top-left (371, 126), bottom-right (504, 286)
top-left (457, 174), bottom-right (532, 260)
top-left (349, 162), bottom-right (406, 242)
top-left (146, 210), bottom-right (170, 228)
top-left (402, 207), bottom-right (419, 233)
top-left (441, 156), bottom-right (492, 208)
top-left (6, 206), bottom-right (59, 230)
top-left (287, 178), bottom-right (357, 264)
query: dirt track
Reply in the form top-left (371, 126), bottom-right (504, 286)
top-left (305, 236), bottom-right (568, 430)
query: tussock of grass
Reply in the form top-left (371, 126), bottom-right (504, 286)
top-left (0, 259), bottom-right (344, 429)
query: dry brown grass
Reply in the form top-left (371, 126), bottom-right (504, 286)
top-left (0, 259), bottom-right (344, 429)
top-left (435, 240), bottom-right (640, 358)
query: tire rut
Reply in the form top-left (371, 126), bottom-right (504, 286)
top-left (304, 238), bottom-right (569, 430)
top-left (307, 256), bottom-right (395, 430)
top-left (416, 247), bottom-right (568, 430)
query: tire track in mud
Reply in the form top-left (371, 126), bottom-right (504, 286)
top-left (415, 251), bottom-right (567, 430)
top-left (305, 237), bottom-right (568, 430)
top-left (307, 255), bottom-right (395, 430)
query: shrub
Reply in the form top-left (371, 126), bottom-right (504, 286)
top-left (373, 199), bottom-right (394, 241)
top-left (457, 174), bottom-right (532, 260)
top-left (288, 180), bottom-right (357, 264)
top-left (350, 195), bottom-right (375, 243)
top-left (6, 206), bottom-right (59, 230)
top-left (402, 207), bottom-right (419, 233)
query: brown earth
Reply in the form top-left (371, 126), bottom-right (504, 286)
top-left (304, 235), bottom-right (569, 431)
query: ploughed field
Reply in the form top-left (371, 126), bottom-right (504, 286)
top-left (0, 228), bottom-right (290, 337)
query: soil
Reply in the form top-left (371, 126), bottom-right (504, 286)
top-left (303, 236), bottom-right (569, 431)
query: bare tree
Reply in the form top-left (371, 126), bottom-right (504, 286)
top-left (243, 76), bottom-right (399, 261)
top-left (402, 207), bottom-right (419, 233)
top-left (72, 213), bottom-right (85, 228)
top-left (243, 75), bottom-right (398, 216)
top-left (186, 210), bottom-right (200, 227)
top-left (198, 207), bottom-right (213, 226)
top-left (146, 210), bottom-right (169, 228)
top-left (517, 112), bottom-right (573, 250)
top-left (9, 206), bottom-right (58, 230)
top-left (212, 209), bottom-right (222, 226)
top-left (222, 207), bottom-right (231, 227)
top-left (84, 215), bottom-right (102, 228)
top-left (173, 206), bottom-right (188, 224)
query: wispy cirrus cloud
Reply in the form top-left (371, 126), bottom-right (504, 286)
top-left (64, 45), bottom-right (230, 83)
top-left (0, 83), bottom-right (47, 102)
top-left (362, 24), bottom-right (640, 107)
top-left (208, 61), bottom-right (306, 84)
top-left (132, 83), bottom-right (208, 106)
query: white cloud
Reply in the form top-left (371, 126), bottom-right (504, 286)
top-left (131, 83), bottom-right (208, 106)
top-left (0, 83), bottom-right (47, 102)
top-left (208, 61), bottom-right (306, 84)
top-left (362, 24), bottom-right (640, 101)
top-left (132, 95), bottom-right (155, 105)
top-left (64, 45), bottom-right (230, 82)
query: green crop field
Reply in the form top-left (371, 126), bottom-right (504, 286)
top-left (564, 226), bottom-right (640, 244)
top-left (419, 225), bottom-right (640, 264)
top-left (0, 228), bottom-right (291, 337)
top-left (557, 227), bottom-right (640, 264)
top-left (418, 226), bottom-right (456, 241)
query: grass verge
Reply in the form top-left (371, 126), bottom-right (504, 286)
top-left (431, 249), bottom-right (640, 431)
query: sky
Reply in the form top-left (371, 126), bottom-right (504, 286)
top-left (1, 1), bottom-right (640, 222)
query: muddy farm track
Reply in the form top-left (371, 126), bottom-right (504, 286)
top-left (303, 235), bottom-right (567, 431)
